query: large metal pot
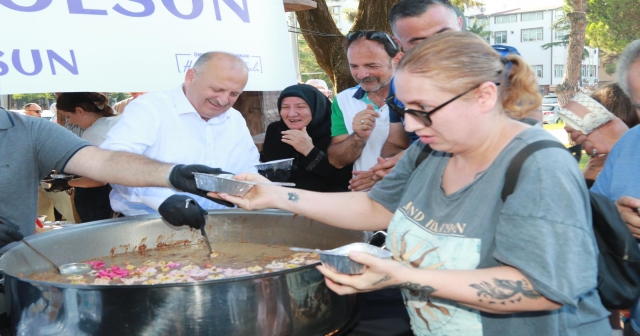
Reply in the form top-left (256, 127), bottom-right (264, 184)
top-left (0, 210), bottom-right (370, 336)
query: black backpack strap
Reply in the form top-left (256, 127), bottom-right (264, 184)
top-left (501, 140), bottom-right (567, 202)
top-left (414, 145), bottom-right (433, 168)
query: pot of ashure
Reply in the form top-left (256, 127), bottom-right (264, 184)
top-left (0, 210), bottom-right (369, 336)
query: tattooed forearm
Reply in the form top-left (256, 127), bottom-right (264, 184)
top-left (470, 278), bottom-right (541, 305)
top-left (372, 275), bottom-right (391, 286)
top-left (287, 192), bottom-right (299, 203)
top-left (387, 282), bottom-right (436, 296)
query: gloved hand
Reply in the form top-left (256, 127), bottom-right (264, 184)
top-left (158, 195), bottom-right (208, 230)
top-left (44, 179), bottom-right (72, 193)
top-left (167, 164), bottom-right (234, 207)
top-left (0, 219), bottom-right (24, 249)
top-left (258, 168), bottom-right (291, 183)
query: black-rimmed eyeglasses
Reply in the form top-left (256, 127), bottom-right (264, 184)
top-left (346, 30), bottom-right (398, 51)
top-left (385, 82), bottom-right (499, 126)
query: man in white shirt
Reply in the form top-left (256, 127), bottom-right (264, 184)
top-left (101, 52), bottom-right (259, 219)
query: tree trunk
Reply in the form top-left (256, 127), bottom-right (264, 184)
top-left (556, 0), bottom-right (587, 106)
top-left (296, 0), bottom-right (401, 92)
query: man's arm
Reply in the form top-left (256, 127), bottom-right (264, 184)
top-left (63, 146), bottom-right (171, 188)
top-left (381, 123), bottom-right (409, 158)
top-left (327, 134), bottom-right (368, 168)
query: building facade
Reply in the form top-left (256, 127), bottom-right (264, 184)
top-left (466, 5), bottom-right (599, 94)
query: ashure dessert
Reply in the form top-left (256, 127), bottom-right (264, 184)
top-left (30, 242), bottom-right (320, 285)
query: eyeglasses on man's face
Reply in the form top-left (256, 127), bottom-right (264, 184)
top-left (346, 30), bottom-right (398, 51)
top-left (25, 109), bottom-right (42, 114)
top-left (386, 82), bottom-right (499, 127)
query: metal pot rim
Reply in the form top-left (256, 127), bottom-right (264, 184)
top-left (0, 209), bottom-right (327, 289)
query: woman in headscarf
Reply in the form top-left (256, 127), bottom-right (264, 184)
top-left (260, 84), bottom-right (351, 192)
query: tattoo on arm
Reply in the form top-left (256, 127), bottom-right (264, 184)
top-left (372, 275), bottom-right (391, 286)
top-left (387, 282), bottom-right (436, 296)
top-left (470, 278), bottom-right (541, 305)
top-left (287, 192), bottom-right (299, 203)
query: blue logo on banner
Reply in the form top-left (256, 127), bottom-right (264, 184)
top-left (0, 49), bottom-right (78, 76)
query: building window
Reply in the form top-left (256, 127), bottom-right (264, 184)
top-left (554, 65), bottom-right (564, 78)
top-left (521, 11), bottom-right (543, 21)
top-left (330, 6), bottom-right (341, 24)
top-left (533, 65), bottom-right (543, 78)
top-left (555, 30), bottom-right (568, 41)
top-left (495, 14), bottom-right (517, 24)
top-left (581, 64), bottom-right (597, 77)
top-left (555, 9), bottom-right (565, 19)
top-left (495, 31), bottom-right (507, 44)
top-left (522, 28), bottom-right (543, 42)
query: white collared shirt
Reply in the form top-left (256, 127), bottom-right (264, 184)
top-left (100, 85), bottom-right (259, 215)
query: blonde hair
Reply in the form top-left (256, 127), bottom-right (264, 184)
top-left (397, 31), bottom-right (541, 118)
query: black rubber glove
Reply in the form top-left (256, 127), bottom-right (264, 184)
top-left (158, 195), bottom-right (208, 230)
top-left (0, 219), bottom-right (24, 249)
top-left (258, 168), bottom-right (291, 183)
top-left (44, 179), bottom-right (72, 193)
top-left (168, 164), bottom-right (234, 207)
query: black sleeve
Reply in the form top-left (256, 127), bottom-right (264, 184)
top-left (297, 147), bottom-right (340, 178)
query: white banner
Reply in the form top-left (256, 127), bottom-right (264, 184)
top-left (0, 0), bottom-right (297, 94)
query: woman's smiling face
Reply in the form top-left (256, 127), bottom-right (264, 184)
top-left (280, 97), bottom-right (312, 130)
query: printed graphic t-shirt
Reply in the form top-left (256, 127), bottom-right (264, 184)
top-left (368, 127), bottom-right (610, 336)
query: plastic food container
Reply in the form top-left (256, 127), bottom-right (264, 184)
top-left (291, 243), bottom-right (393, 275)
top-left (255, 158), bottom-right (294, 171)
top-left (193, 173), bottom-right (255, 196)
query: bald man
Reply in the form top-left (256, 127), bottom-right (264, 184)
top-left (101, 52), bottom-right (259, 218)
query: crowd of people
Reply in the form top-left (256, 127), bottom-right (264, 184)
top-left (3, 0), bottom-right (640, 334)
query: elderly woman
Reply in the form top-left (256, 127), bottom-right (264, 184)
top-left (260, 84), bottom-right (351, 192)
top-left (215, 32), bottom-right (610, 334)
top-left (57, 92), bottom-right (119, 222)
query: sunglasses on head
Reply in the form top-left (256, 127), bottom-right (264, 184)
top-left (346, 30), bottom-right (398, 51)
top-left (385, 82), bottom-right (500, 126)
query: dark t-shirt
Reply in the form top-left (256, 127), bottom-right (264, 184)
top-left (0, 109), bottom-right (89, 236)
top-left (368, 127), bottom-right (610, 335)
top-left (388, 78), bottom-right (419, 144)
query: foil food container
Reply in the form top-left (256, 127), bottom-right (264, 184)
top-left (255, 158), bottom-right (294, 171)
top-left (193, 173), bottom-right (255, 196)
top-left (319, 243), bottom-right (393, 275)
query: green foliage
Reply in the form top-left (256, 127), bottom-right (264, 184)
top-left (11, 93), bottom-right (56, 109)
top-left (107, 92), bottom-right (131, 105)
top-left (604, 62), bottom-right (617, 75)
top-left (298, 36), bottom-right (334, 91)
top-left (343, 8), bottom-right (356, 23)
top-left (586, 0), bottom-right (640, 54)
top-left (467, 17), bottom-right (491, 41)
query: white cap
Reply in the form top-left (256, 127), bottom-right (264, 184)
top-left (305, 79), bottom-right (329, 92)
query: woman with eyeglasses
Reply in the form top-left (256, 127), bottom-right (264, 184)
top-left (213, 31), bottom-right (610, 335)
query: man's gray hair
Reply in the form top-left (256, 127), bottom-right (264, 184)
top-left (192, 51), bottom-right (248, 73)
top-left (617, 39), bottom-right (640, 98)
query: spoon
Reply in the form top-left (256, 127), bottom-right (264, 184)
top-left (21, 239), bottom-right (61, 274)
top-left (201, 226), bottom-right (214, 256)
top-left (21, 240), bottom-right (92, 275)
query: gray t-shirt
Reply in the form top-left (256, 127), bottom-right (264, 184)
top-left (369, 127), bottom-right (610, 335)
top-left (0, 109), bottom-right (89, 236)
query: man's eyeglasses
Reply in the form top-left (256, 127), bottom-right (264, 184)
top-left (25, 110), bottom-right (42, 113)
top-left (346, 30), bottom-right (398, 51)
top-left (385, 82), bottom-right (499, 126)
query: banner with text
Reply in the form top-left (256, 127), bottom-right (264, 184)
top-left (0, 0), bottom-right (297, 94)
